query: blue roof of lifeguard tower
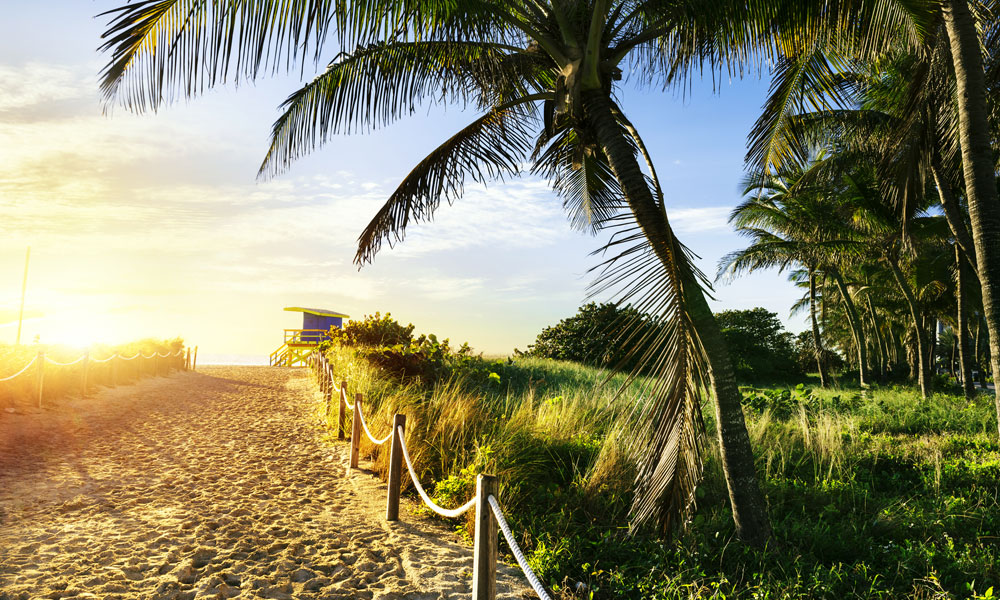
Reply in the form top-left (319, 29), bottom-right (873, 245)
top-left (284, 307), bottom-right (350, 318)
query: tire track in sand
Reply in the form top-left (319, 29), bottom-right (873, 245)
top-left (0, 366), bottom-right (529, 600)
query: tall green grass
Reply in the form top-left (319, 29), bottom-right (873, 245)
top-left (321, 346), bottom-right (999, 599)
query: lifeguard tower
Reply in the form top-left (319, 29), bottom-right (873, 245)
top-left (269, 306), bottom-right (350, 367)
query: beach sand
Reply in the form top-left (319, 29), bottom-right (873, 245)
top-left (0, 366), bottom-right (529, 599)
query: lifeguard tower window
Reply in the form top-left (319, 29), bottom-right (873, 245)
top-left (269, 307), bottom-right (350, 367)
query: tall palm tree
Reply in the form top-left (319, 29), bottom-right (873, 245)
top-left (720, 158), bottom-right (866, 387)
top-left (98, 0), bottom-right (778, 544)
top-left (745, 1), bottom-right (1000, 432)
top-left (940, 1), bottom-right (1000, 429)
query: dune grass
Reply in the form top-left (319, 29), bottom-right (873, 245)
top-left (0, 338), bottom-right (185, 409)
top-left (321, 345), bottom-right (999, 599)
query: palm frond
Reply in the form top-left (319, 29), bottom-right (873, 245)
top-left (99, 0), bottom-right (337, 110)
top-left (531, 127), bottom-right (624, 233)
top-left (746, 45), bottom-right (859, 177)
top-left (259, 40), bottom-right (543, 177)
top-left (355, 102), bottom-right (537, 264)
top-left (587, 214), bottom-right (709, 534)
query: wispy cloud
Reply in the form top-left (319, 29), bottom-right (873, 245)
top-left (667, 206), bottom-right (733, 234)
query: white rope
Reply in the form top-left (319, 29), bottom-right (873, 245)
top-left (397, 425), bottom-right (477, 518)
top-left (487, 495), bottom-right (553, 600)
top-left (89, 355), bottom-right (116, 363)
top-left (0, 355), bottom-right (38, 382)
top-left (117, 353), bottom-right (141, 361)
top-left (141, 352), bottom-right (156, 359)
top-left (44, 355), bottom-right (86, 367)
top-left (357, 406), bottom-right (392, 445)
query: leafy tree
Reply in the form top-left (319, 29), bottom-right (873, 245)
top-left (792, 330), bottom-right (844, 376)
top-left (715, 308), bottom-right (801, 382)
top-left (525, 302), bottom-right (657, 371)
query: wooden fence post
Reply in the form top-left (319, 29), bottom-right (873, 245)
top-left (192, 346), bottom-right (198, 371)
top-left (36, 352), bottom-right (45, 408)
top-left (386, 414), bottom-right (407, 521)
top-left (81, 351), bottom-right (89, 398)
top-left (349, 393), bottom-right (363, 469)
top-left (111, 353), bottom-right (119, 387)
top-left (472, 474), bottom-right (498, 600)
top-left (324, 377), bottom-right (333, 416)
top-left (338, 381), bottom-right (348, 440)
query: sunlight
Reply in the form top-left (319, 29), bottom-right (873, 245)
top-left (29, 312), bottom-right (134, 349)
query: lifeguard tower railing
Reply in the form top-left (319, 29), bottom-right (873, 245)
top-left (269, 329), bottom-right (331, 367)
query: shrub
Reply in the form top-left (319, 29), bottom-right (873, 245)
top-left (716, 307), bottom-right (802, 382)
top-left (329, 312), bottom-right (414, 347)
top-left (524, 302), bottom-right (662, 371)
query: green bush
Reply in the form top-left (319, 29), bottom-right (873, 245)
top-left (328, 312), bottom-right (414, 347)
top-left (523, 302), bottom-right (663, 372)
top-left (716, 307), bottom-right (803, 382)
top-left (318, 315), bottom-right (999, 600)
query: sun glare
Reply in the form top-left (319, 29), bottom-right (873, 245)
top-left (28, 313), bottom-right (134, 349)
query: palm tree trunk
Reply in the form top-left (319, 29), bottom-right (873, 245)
top-left (582, 90), bottom-right (770, 546)
top-left (886, 257), bottom-right (932, 397)
top-left (809, 269), bottom-right (829, 387)
top-left (942, 0), bottom-right (1000, 435)
top-left (929, 319), bottom-right (938, 379)
top-left (830, 269), bottom-right (868, 386)
top-left (865, 295), bottom-right (888, 382)
top-left (957, 245), bottom-right (976, 399)
top-left (976, 316), bottom-right (988, 389)
top-left (931, 154), bottom-right (978, 273)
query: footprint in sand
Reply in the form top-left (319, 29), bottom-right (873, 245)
top-left (0, 367), bottom-right (530, 600)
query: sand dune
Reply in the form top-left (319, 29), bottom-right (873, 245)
top-left (0, 366), bottom-right (529, 599)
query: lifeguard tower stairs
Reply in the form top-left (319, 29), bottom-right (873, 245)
top-left (269, 307), bottom-right (349, 367)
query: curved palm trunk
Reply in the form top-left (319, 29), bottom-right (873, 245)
top-left (886, 257), bottom-right (932, 397)
top-left (942, 0), bottom-right (1000, 435)
top-left (957, 245), bottom-right (976, 399)
top-left (809, 270), bottom-right (829, 387)
top-left (865, 295), bottom-right (888, 382)
top-left (931, 156), bottom-right (978, 273)
top-left (583, 91), bottom-right (771, 546)
top-left (929, 319), bottom-right (939, 379)
top-left (830, 269), bottom-right (868, 386)
top-left (978, 316), bottom-right (990, 389)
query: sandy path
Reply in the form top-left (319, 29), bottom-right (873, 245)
top-left (0, 367), bottom-right (529, 600)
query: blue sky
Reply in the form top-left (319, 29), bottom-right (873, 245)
top-left (0, 2), bottom-right (806, 360)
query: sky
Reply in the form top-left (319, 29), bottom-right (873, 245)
top-left (0, 2), bottom-right (806, 363)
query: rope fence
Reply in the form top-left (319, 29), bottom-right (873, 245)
top-left (308, 350), bottom-right (552, 600)
top-left (0, 345), bottom-right (199, 409)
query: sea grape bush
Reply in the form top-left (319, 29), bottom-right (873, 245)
top-left (327, 312), bottom-right (415, 347)
top-left (325, 312), bottom-right (505, 388)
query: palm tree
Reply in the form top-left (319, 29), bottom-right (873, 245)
top-left (720, 158), bottom-right (866, 387)
top-left (744, 1), bottom-right (1000, 432)
top-left (98, 0), bottom-right (776, 544)
top-left (940, 1), bottom-right (1000, 429)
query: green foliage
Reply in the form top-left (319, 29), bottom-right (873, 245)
top-left (328, 311), bottom-right (414, 347)
top-left (716, 307), bottom-right (802, 381)
top-left (523, 302), bottom-right (657, 371)
top-left (321, 329), bottom-right (998, 600)
top-left (792, 330), bottom-right (845, 374)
